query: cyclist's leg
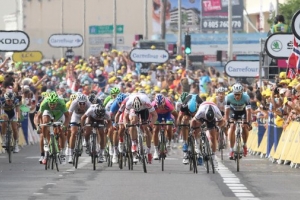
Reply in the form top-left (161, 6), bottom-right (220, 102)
top-left (11, 117), bottom-right (19, 152)
top-left (118, 113), bottom-right (125, 153)
top-left (69, 113), bottom-right (80, 158)
top-left (242, 114), bottom-right (249, 156)
top-left (41, 111), bottom-right (52, 164)
top-left (0, 114), bottom-right (8, 145)
top-left (97, 120), bottom-right (107, 162)
top-left (228, 110), bottom-right (237, 158)
top-left (129, 109), bottom-right (138, 152)
top-left (84, 117), bottom-right (93, 153)
top-left (165, 112), bottom-right (173, 149)
top-left (153, 115), bottom-right (161, 160)
top-left (182, 114), bottom-right (190, 164)
top-left (140, 109), bottom-right (152, 163)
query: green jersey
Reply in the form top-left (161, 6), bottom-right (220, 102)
top-left (103, 95), bottom-right (113, 106)
top-left (39, 98), bottom-right (67, 121)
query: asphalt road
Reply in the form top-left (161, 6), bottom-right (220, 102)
top-left (0, 144), bottom-right (299, 200)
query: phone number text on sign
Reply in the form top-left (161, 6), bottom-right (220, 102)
top-left (203, 20), bottom-right (242, 29)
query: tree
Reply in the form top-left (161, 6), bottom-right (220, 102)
top-left (268, 0), bottom-right (300, 26)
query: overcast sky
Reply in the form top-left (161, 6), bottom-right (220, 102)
top-left (0, 0), bottom-right (17, 30)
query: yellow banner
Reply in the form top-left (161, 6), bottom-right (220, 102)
top-left (12, 51), bottom-right (43, 62)
top-left (273, 122), bottom-right (294, 160)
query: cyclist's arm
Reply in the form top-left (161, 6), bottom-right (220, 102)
top-left (177, 111), bottom-right (184, 125)
top-left (81, 114), bottom-right (88, 127)
top-left (63, 111), bottom-right (70, 128)
top-left (171, 110), bottom-right (178, 125)
top-left (224, 96), bottom-right (230, 122)
top-left (149, 110), bottom-right (157, 126)
top-left (115, 111), bottom-right (121, 123)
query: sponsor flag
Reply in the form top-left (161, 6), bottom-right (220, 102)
top-left (287, 68), bottom-right (296, 79)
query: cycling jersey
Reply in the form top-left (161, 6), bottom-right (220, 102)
top-left (125, 93), bottom-right (155, 113)
top-left (0, 98), bottom-right (20, 119)
top-left (225, 93), bottom-right (251, 111)
top-left (105, 98), bottom-right (114, 112)
top-left (180, 94), bottom-right (203, 115)
top-left (85, 104), bottom-right (111, 121)
top-left (66, 101), bottom-right (72, 109)
top-left (194, 102), bottom-right (223, 122)
top-left (103, 95), bottom-right (113, 106)
top-left (69, 99), bottom-right (91, 115)
top-left (110, 99), bottom-right (120, 114)
top-left (39, 98), bottom-right (67, 121)
top-left (151, 97), bottom-right (174, 114)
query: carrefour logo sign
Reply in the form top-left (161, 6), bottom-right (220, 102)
top-left (225, 61), bottom-right (263, 77)
top-left (48, 34), bottom-right (83, 48)
top-left (130, 48), bottom-right (169, 63)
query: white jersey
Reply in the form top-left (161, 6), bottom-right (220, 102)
top-left (194, 101), bottom-right (223, 121)
top-left (216, 96), bottom-right (225, 112)
top-left (84, 104), bottom-right (111, 121)
top-left (69, 99), bottom-right (91, 115)
top-left (125, 93), bottom-right (155, 113)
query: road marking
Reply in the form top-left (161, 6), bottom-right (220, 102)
top-left (25, 156), bottom-right (41, 159)
top-left (33, 193), bottom-right (44, 195)
top-left (216, 157), bottom-right (259, 200)
top-left (46, 183), bottom-right (56, 185)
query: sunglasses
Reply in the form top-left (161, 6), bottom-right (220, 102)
top-left (49, 103), bottom-right (57, 107)
top-left (234, 94), bottom-right (242, 96)
top-left (79, 102), bottom-right (86, 105)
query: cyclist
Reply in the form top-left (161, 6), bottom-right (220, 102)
top-left (177, 93), bottom-right (203, 164)
top-left (65, 93), bottom-right (77, 151)
top-left (81, 103), bottom-right (112, 163)
top-left (123, 93), bottom-right (158, 164)
top-left (68, 94), bottom-right (91, 163)
top-left (190, 101), bottom-right (225, 165)
top-left (152, 94), bottom-right (178, 160)
top-left (109, 93), bottom-right (128, 163)
top-left (225, 83), bottom-right (252, 159)
top-left (0, 92), bottom-right (21, 153)
top-left (175, 92), bottom-right (188, 112)
top-left (88, 93), bottom-right (102, 105)
top-left (103, 87), bottom-right (120, 106)
top-left (213, 87), bottom-right (226, 116)
top-left (35, 92), bottom-right (70, 164)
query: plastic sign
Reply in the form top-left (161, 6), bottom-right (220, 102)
top-left (225, 60), bottom-right (263, 77)
top-left (0, 31), bottom-right (30, 52)
top-left (48, 34), bottom-right (83, 48)
top-left (265, 33), bottom-right (294, 59)
top-left (129, 48), bottom-right (169, 63)
top-left (292, 10), bottom-right (300, 40)
top-left (12, 51), bottom-right (43, 62)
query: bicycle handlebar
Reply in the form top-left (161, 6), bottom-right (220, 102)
top-left (153, 123), bottom-right (173, 126)
top-left (85, 123), bottom-right (105, 128)
top-left (126, 122), bottom-right (149, 127)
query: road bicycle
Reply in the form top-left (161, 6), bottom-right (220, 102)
top-left (70, 122), bottom-right (83, 169)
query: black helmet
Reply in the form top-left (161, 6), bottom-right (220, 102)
top-left (205, 105), bottom-right (215, 122)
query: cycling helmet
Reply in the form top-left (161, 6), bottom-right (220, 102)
top-left (88, 93), bottom-right (97, 104)
top-left (132, 97), bottom-right (142, 111)
top-left (77, 94), bottom-right (87, 102)
top-left (217, 87), bottom-right (226, 93)
top-left (116, 93), bottom-right (127, 103)
top-left (4, 92), bottom-right (14, 100)
top-left (99, 93), bottom-right (108, 102)
top-left (155, 94), bottom-right (165, 105)
top-left (91, 90), bottom-right (98, 95)
top-left (205, 105), bottom-right (215, 122)
top-left (180, 92), bottom-right (188, 102)
top-left (110, 87), bottom-right (120, 95)
top-left (48, 92), bottom-right (58, 103)
top-left (232, 83), bottom-right (243, 94)
top-left (138, 89), bottom-right (145, 93)
top-left (70, 94), bottom-right (77, 101)
top-left (94, 104), bottom-right (105, 117)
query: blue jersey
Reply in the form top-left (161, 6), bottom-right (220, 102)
top-left (225, 93), bottom-right (251, 111)
top-left (110, 99), bottom-right (120, 114)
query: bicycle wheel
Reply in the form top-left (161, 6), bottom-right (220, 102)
top-left (139, 134), bottom-right (147, 173)
top-left (126, 134), bottom-right (133, 170)
top-left (188, 138), bottom-right (193, 171)
top-left (76, 132), bottom-right (82, 169)
top-left (160, 131), bottom-right (165, 171)
top-left (190, 136), bottom-right (197, 174)
top-left (92, 133), bottom-right (97, 170)
top-left (6, 130), bottom-right (12, 163)
top-left (236, 132), bottom-right (241, 172)
top-left (205, 136), bottom-right (215, 174)
top-left (202, 137), bottom-right (209, 174)
top-left (119, 152), bottom-right (123, 169)
top-left (51, 136), bottom-right (59, 172)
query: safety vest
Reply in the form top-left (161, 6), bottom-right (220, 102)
top-left (272, 23), bottom-right (289, 33)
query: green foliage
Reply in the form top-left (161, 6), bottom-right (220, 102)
top-left (278, 0), bottom-right (300, 26)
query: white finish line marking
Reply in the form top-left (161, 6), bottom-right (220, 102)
top-left (216, 157), bottom-right (259, 200)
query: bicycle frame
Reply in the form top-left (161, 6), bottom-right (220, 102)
top-left (0, 119), bottom-right (14, 163)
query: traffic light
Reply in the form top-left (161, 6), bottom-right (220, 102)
top-left (185, 35), bottom-right (191, 54)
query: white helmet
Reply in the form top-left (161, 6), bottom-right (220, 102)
top-left (77, 94), bottom-right (87, 102)
top-left (232, 83), bottom-right (243, 94)
top-left (217, 87), bottom-right (225, 93)
top-left (132, 97), bottom-right (142, 111)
